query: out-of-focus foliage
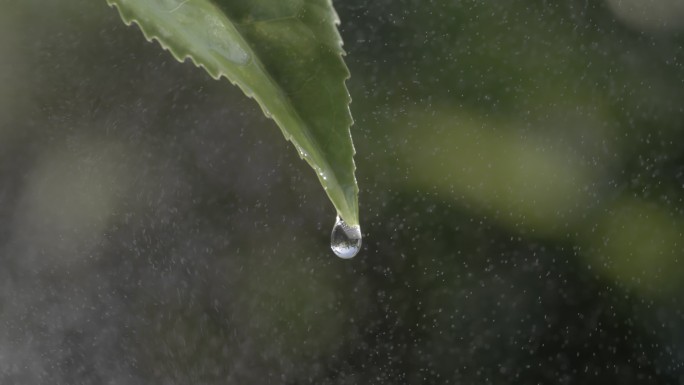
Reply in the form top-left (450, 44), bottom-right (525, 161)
top-left (1, 0), bottom-right (683, 384)
top-left (107, 0), bottom-right (359, 226)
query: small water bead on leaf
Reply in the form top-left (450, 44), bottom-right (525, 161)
top-left (331, 216), bottom-right (362, 259)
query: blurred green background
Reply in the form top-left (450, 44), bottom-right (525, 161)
top-left (1, 0), bottom-right (684, 384)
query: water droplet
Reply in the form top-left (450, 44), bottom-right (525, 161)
top-left (331, 216), bottom-right (362, 259)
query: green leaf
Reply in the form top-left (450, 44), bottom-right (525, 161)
top-left (107, 0), bottom-right (359, 226)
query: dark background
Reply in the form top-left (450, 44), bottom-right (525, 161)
top-left (1, 1), bottom-right (684, 384)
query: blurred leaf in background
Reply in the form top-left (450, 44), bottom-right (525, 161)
top-left (1, 0), bottom-right (684, 384)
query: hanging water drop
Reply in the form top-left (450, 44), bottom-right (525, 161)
top-left (330, 216), bottom-right (362, 259)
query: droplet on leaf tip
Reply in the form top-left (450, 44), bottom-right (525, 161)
top-left (331, 216), bottom-right (361, 259)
